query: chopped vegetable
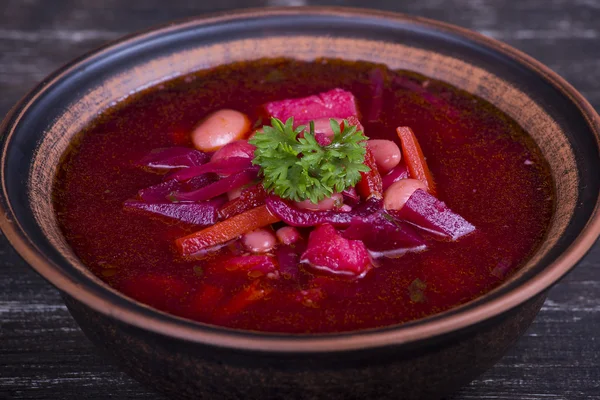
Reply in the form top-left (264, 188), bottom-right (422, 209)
top-left (276, 244), bottom-right (305, 281)
top-left (137, 147), bottom-right (209, 170)
top-left (123, 199), bottom-right (224, 226)
top-left (342, 211), bottom-right (426, 256)
top-left (382, 162), bottom-right (409, 190)
top-left (355, 147), bottom-right (383, 200)
top-left (263, 88), bottom-right (358, 123)
top-left (218, 185), bottom-right (267, 220)
top-left (265, 195), bottom-right (381, 228)
top-left (211, 139), bottom-right (255, 162)
top-left (396, 126), bottom-right (436, 195)
top-left (301, 223), bottom-right (372, 277)
top-left (250, 117), bottom-right (369, 203)
top-left (138, 174), bottom-right (216, 203)
top-left (170, 166), bottom-right (259, 202)
top-left (390, 189), bottom-right (475, 240)
top-left (167, 156), bottom-right (252, 182)
top-left (341, 186), bottom-right (359, 205)
top-left (176, 205), bottom-right (280, 257)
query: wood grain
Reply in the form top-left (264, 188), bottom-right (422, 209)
top-left (1, 0), bottom-right (599, 399)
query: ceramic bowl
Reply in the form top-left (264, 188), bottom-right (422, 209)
top-left (1, 7), bottom-right (599, 400)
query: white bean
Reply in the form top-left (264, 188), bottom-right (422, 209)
top-left (367, 139), bottom-right (402, 174)
top-left (242, 228), bottom-right (276, 253)
top-left (275, 226), bottom-right (301, 245)
top-left (383, 179), bottom-right (427, 211)
top-left (191, 109), bottom-right (251, 152)
top-left (295, 193), bottom-right (343, 211)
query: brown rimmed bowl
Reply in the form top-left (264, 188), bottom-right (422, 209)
top-left (1, 7), bottom-right (599, 400)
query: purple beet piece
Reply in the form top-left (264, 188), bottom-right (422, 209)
top-left (211, 140), bottom-right (255, 163)
top-left (342, 211), bottom-right (426, 256)
top-left (138, 174), bottom-right (217, 203)
top-left (301, 224), bottom-right (372, 278)
top-left (276, 242), bottom-right (307, 282)
top-left (138, 180), bottom-right (181, 203)
top-left (137, 147), bottom-right (209, 170)
top-left (382, 162), bottom-right (410, 190)
top-left (341, 187), bottom-right (359, 206)
top-left (123, 199), bottom-right (223, 226)
top-left (167, 156), bottom-right (253, 182)
top-left (367, 68), bottom-right (384, 122)
top-left (264, 88), bottom-right (359, 122)
top-left (170, 167), bottom-right (259, 202)
top-left (265, 195), bottom-right (382, 228)
top-left (391, 189), bottom-right (476, 240)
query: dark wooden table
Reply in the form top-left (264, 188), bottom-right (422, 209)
top-left (1, 0), bottom-right (599, 399)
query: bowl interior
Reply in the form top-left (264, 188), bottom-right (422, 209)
top-left (1, 8), bottom-right (599, 350)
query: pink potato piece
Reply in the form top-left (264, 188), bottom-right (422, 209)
top-left (301, 223), bottom-right (372, 278)
top-left (263, 88), bottom-right (359, 122)
top-left (391, 189), bottom-right (476, 240)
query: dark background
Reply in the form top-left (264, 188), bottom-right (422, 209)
top-left (1, 0), bottom-right (599, 399)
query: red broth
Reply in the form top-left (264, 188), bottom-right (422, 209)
top-left (53, 59), bottom-right (554, 333)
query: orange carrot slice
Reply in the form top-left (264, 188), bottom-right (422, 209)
top-left (396, 126), bottom-right (436, 196)
top-left (176, 205), bottom-right (280, 257)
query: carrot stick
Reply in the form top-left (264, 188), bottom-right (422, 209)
top-left (355, 147), bottom-right (383, 200)
top-left (396, 126), bottom-right (436, 196)
top-left (176, 205), bottom-right (280, 257)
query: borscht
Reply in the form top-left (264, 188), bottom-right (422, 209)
top-left (53, 59), bottom-right (554, 333)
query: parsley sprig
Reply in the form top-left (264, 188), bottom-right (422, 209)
top-left (249, 117), bottom-right (369, 203)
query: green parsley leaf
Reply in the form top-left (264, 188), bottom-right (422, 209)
top-left (249, 117), bottom-right (369, 203)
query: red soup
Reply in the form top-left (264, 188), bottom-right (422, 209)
top-left (53, 59), bottom-right (554, 333)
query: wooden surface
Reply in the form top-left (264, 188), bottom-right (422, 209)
top-left (1, 0), bottom-right (599, 399)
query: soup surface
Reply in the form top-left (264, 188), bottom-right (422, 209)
top-left (54, 59), bottom-right (554, 333)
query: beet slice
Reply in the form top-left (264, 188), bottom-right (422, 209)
top-left (138, 174), bottom-right (216, 203)
top-left (170, 167), bottom-right (259, 202)
top-left (265, 195), bottom-right (382, 228)
top-left (167, 156), bottom-right (253, 182)
top-left (391, 189), bottom-right (476, 240)
top-left (263, 88), bottom-right (359, 122)
top-left (382, 162), bottom-right (410, 191)
top-left (301, 223), bottom-right (372, 278)
top-left (137, 147), bottom-right (209, 170)
top-left (342, 211), bottom-right (426, 256)
top-left (123, 199), bottom-right (224, 226)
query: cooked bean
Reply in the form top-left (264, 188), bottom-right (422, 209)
top-left (242, 228), bottom-right (277, 253)
top-left (383, 179), bottom-right (426, 211)
top-left (367, 139), bottom-right (402, 174)
top-left (275, 226), bottom-right (301, 245)
top-left (191, 109), bottom-right (251, 152)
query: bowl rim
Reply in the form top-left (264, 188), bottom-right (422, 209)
top-left (1, 6), bottom-right (599, 353)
